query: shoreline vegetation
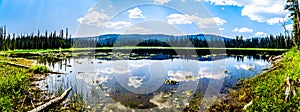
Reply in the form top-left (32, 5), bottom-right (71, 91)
top-left (0, 56), bottom-right (86, 111)
top-left (207, 48), bottom-right (300, 111)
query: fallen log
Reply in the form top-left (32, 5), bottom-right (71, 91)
top-left (48, 71), bottom-right (65, 74)
top-left (3, 62), bottom-right (30, 69)
top-left (28, 87), bottom-right (72, 112)
top-left (268, 55), bottom-right (283, 62)
top-left (3, 62), bottom-right (64, 74)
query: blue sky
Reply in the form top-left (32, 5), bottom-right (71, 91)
top-left (0, 0), bottom-right (293, 38)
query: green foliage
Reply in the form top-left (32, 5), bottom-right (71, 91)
top-left (208, 48), bottom-right (300, 111)
top-left (0, 64), bottom-right (30, 111)
top-left (29, 65), bottom-right (50, 74)
top-left (242, 49), bottom-right (300, 111)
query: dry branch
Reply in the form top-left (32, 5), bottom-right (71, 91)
top-left (28, 87), bottom-right (72, 112)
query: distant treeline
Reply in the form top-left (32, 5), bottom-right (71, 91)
top-left (74, 34), bottom-right (294, 49)
top-left (0, 25), bottom-right (295, 50)
top-left (0, 25), bottom-right (72, 51)
top-left (224, 35), bottom-right (294, 49)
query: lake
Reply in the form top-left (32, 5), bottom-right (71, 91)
top-left (34, 49), bottom-right (284, 111)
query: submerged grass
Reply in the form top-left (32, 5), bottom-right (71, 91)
top-left (209, 48), bottom-right (300, 111)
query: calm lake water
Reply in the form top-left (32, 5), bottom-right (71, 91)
top-left (35, 50), bottom-right (283, 111)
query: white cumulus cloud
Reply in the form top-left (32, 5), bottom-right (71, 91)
top-left (77, 10), bottom-right (110, 26)
top-left (167, 14), bottom-right (193, 24)
top-left (77, 10), bottom-right (131, 29)
top-left (232, 27), bottom-right (253, 33)
top-left (128, 76), bottom-right (144, 88)
top-left (128, 7), bottom-right (146, 19)
top-left (167, 14), bottom-right (226, 28)
top-left (202, 0), bottom-right (288, 25)
top-left (97, 66), bottom-right (131, 75)
top-left (267, 16), bottom-right (289, 25)
top-left (254, 32), bottom-right (267, 37)
top-left (168, 71), bottom-right (198, 82)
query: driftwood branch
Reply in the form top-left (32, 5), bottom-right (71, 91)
top-left (243, 101), bottom-right (253, 110)
top-left (28, 87), bottom-right (72, 112)
top-left (285, 76), bottom-right (299, 102)
top-left (285, 77), bottom-right (291, 102)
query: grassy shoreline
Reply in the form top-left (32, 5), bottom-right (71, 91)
top-left (0, 56), bottom-right (86, 111)
top-left (209, 48), bottom-right (300, 111)
top-left (0, 47), bottom-right (289, 54)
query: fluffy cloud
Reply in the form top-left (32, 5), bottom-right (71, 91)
top-left (77, 10), bottom-right (110, 26)
top-left (167, 14), bottom-right (193, 24)
top-left (168, 71), bottom-right (198, 82)
top-left (234, 64), bottom-right (255, 70)
top-left (167, 68), bottom-right (227, 81)
top-left (97, 66), bottom-right (131, 75)
top-left (198, 68), bottom-right (227, 79)
top-left (77, 10), bottom-right (131, 29)
top-left (76, 73), bottom-right (110, 86)
top-left (128, 76), bottom-right (144, 88)
top-left (254, 31), bottom-right (267, 37)
top-left (266, 16), bottom-right (289, 25)
top-left (128, 7), bottom-right (146, 19)
top-left (232, 27), bottom-right (253, 33)
top-left (154, 0), bottom-right (171, 5)
top-left (202, 0), bottom-right (288, 25)
top-left (167, 14), bottom-right (226, 28)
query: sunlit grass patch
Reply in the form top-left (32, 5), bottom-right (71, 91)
top-left (0, 64), bottom-right (31, 111)
top-left (29, 65), bottom-right (50, 74)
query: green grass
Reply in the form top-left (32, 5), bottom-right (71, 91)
top-left (246, 48), bottom-right (300, 111)
top-left (29, 65), bottom-right (50, 74)
top-left (209, 48), bottom-right (300, 111)
top-left (0, 62), bottom-right (31, 111)
top-left (0, 47), bottom-right (289, 54)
